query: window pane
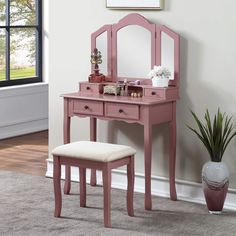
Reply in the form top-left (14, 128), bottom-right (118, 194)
top-left (10, 28), bottom-right (36, 80)
top-left (0, 0), bottom-right (6, 26)
top-left (10, 0), bottom-right (36, 25)
top-left (0, 29), bottom-right (6, 81)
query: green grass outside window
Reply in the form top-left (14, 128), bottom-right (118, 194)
top-left (0, 67), bottom-right (35, 81)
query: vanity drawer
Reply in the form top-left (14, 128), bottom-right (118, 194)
top-left (105, 102), bottom-right (139, 120)
top-left (79, 82), bottom-right (103, 94)
top-left (144, 87), bottom-right (179, 100)
top-left (73, 100), bottom-right (103, 116)
top-left (144, 88), bottom-right (165, 99)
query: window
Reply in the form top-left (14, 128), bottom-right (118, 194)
top-left (0, 0), bottom-right (42, 87)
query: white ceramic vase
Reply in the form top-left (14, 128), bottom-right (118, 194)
top-left (202, 161), bottom-right (229, 214)
top-left (152, 76), bottom-right (169, 87)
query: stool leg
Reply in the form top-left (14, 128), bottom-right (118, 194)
top-left (53, 156), bottom-right (62, 217)
top-left (103, 166), bottom-right (111, 228)
top-left (64, 165), bottom-right (71, 195)
top-left (79, 167), bottom-right (86, 207)
top-left (127, 156), bottom-right (134, 216)
top-left (90, 169), bottom-right (97, 186)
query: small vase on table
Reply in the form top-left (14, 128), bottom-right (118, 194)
top-left (148, 65), bottom-right (171, 88)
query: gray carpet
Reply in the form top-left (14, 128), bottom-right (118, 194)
top-left (0, 171), bottom-right (236, 236)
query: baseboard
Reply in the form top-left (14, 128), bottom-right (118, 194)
top-left (46, 158), bottom-right (236, 210)
top-left (0, 118), bottom-right (48, 139)
top-left (0, 83), bottom-right (48, 139)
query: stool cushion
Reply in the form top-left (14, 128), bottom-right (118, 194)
top-left (52, 141), bottom-right (136, 162)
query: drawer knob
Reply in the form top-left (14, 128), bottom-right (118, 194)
top-left (151, 91), bottom-right (156, 95)
top-left (86, 86), bottom-right (90, 90)
top-left (119, 109), bottom-right (124, 113)
top-left (84, 105), bottom-right (89, 110)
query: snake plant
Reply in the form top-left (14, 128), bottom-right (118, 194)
top-left (187, 108), bottom-right (236, 162)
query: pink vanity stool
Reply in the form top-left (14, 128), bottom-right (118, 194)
top-left (52, 141), bottom-right (136, 228)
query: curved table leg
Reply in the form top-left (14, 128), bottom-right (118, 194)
top-left (144, 123), bottom-right (152, 210)
top-left (169, 102), bottom-right (177, 201)
top-left (64, 99), bottom-right (71, 194)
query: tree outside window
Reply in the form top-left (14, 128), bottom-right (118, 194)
top-left (0, 0), bottom-right (42, 87)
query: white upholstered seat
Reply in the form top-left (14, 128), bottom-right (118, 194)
top-left (52, 141), bottom-right (136, 162)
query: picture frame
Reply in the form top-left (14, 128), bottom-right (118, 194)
top-left (106, 0), bottom-right (164, 9)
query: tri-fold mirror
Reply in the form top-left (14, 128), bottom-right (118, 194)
top-left (92, 13), bottom-right (179, 87)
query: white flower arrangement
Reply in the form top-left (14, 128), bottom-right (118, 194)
top-left (148, 66), bottom-right (171, 87)
top-left (147, 65), bottom-right (171, 79)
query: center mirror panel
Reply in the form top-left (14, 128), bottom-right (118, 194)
top-left (117, 25), bottom-right (151, 79)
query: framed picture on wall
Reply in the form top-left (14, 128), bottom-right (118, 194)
top-left (106, 0), bottom-right (164, 9)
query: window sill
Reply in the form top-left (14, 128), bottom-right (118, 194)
top-left (0, 82), bottom-right (48, 98)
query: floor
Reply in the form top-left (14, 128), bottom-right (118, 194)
top-left (1, 131), bottom-right (236, 235)
top-left (2, 170), bottom-right (236, 236)
top-left (0, 131), bottom-right (48, 176)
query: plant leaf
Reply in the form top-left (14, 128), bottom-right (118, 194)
top-left (222, 127), bottom-right (236, 157)
top-left (187, 125), bottom-right (213, 159)
top-left (187, 108), bottom-right (236, 162)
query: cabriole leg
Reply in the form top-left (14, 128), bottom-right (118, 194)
top-left (103, 166), bottom-right (111, 227)
top-left (53, 156), bottom-right (62, 217)
top-left (79, 167), bottom-right (87, 207)
top-left (127, 156), bottom-right (134, 216)
top-left (169, 102), bottom-right (177, 201)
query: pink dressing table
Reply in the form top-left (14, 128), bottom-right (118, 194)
top-left (62, 13), bottom-right (180, 210)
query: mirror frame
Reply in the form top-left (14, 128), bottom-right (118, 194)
top-left (112, 14), bottom-right (156, 83)
top-left (91, 25), bottom-right (112, 78)
top-left (91, 13), bottom-right (180, 87)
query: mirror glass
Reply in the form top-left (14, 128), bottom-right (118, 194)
top-left (117, 25), bottom-right (151, 79)
top-left (96, 32), bottom-right (108, 75)
top-left (161, 32), bottom-right (174, 80)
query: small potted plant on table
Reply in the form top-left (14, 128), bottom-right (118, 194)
top-left (147, 65), bottom-right (171, 87)
top-left (188, 108), bottom-right (236, 214)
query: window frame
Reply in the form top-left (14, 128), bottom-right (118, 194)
top-left (0, 0), bottom-right (42, 87)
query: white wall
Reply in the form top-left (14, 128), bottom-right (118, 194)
top-left (48, 0), bottom-right (236, 191)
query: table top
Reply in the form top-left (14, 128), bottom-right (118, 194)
top-left (62, 92), bottom-right (178, 106)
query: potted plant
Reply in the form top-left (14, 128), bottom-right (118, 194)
top-left (147, 65), bottom-right (171, 87)
top-left (188, 108), bottom-right (236, 214)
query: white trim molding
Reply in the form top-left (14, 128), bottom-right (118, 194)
top-left (0, 118), bottom-right (48, 139)
top-left (46, 158), bottom-right (236, 210)
top-left (106, 0), bottom-right (164, 9)
top-left (0, 82), bottom-right (48, 98)
top-left (0, 83), bottom-right (48, 139)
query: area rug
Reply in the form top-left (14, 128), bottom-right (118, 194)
top-left (0, 170), bottom-right (236, 236)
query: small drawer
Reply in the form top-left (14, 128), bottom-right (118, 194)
top-left (73, 100), bottom-right (103, 116)
top-left (144, 88), bottom-right (165, 98)
top-left (105, 102), bottom-right (139, 120)
top-left (80, 82), bottom-right (103, 94)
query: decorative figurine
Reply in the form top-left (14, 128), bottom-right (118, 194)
top-left (88, 48), bottom-right (105, 83)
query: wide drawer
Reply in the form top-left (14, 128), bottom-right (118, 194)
top-left (105, 102), bottom-right (139, 120)
top-left (73, 100), bottom-right (103, 116)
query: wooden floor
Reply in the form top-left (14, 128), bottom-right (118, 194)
top-left (0, 131), bottom-right (48, 176)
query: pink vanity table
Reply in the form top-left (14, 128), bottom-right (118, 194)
top-left (62, 14), bottom-right (180, 210)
